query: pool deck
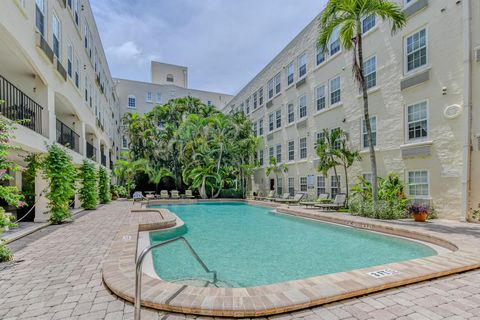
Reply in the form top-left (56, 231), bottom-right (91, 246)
top-left (102, 199), bottom-right (480, 317)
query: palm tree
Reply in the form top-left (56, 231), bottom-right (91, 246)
top-left (145, 166), bottom-right (172, 194)
top-left (113, 152), bottom-right (147, 197)
top-left (266, 156), bottom-right (288, 196)
top-left (318, 0), bottom-right (405, 201)
top-left (315, 128), bottom-right (341, 194)
top-left (336, 136), bottom-right (361, 204)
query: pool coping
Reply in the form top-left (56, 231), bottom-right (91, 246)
top-left (102, 199), bottom-right (480, 317)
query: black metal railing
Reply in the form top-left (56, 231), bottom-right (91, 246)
top-left (0, 75), bottom-right (43, 135)
top-left (56, 119), bottom-right (80, 153)
top-left (86, 142), bottom-right (96, 161)
top-left (56, 60), bottom-right (67, 81)
top-left (37, 33), bottom-right (54, 63)
top-left (101, 154), bottom-right (106, 167)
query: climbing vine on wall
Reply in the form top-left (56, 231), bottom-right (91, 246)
top-left (98, 167), bottom-right (110, 204)
top-left (79, 160), bottom-right (98, 210)
top-left (42, 144), bottom-right (76, 224)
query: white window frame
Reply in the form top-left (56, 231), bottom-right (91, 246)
top-left (67, 42), bottom-right (73, 79)
top-left (274, 73), bottom-right (281, 95)
top-left (259, 149), bottom-right (264, 166)
top-left (317, 176), bottom-right (326, 196)
top-left (268, 113), bottom-right (274, 132)
top-left (258, 119), bottom-right (264, 136)
top-left (276, 144), bottom-right (282, 163)
top-left (406, 100), bottom-right (429, 142)
top-left (361, 14), bottom-right (376, 34)
top-left (288, 177), bottom-right (295, 196)
top-left (258, 87), bottom-right (264, 105)
top-left (268, 78), bottom-right (274, 100)
top-left (362, 116), bottom-right (377, 149)
top-left (299, 137), bottom-right (307, 160)
top-left (127, 95), bottom-right (136, 109)
top-left (315, 84), bottom-right (326, 112)
top-left (329, 26), bottom-right (341, 56)
top-left (404, 27), bottom-right (428, 74)
top-left (364, 55), bottom-right (377, 90)
top-left (146, 92), bottom-right (152, 102)
top-left (316, 44), bottom-right (326, 65)
top-left (300, 177), bottom-right (308, 192)
top-left (331, 175), bottom-right (341, 197)
top-left (286, 62), bottom-right (294, 86)
top-left (288, 140), bottom-right (295, 161)
top-left (287, 103), bottom-right (295, 124)
top-left (156, 93), bottom-right (162, 104)
top-left (275, 109), bottom-right (282, 129)
top-left (407, 170), bottom-right (430, 198)
top-left (298, 53), bottom-right (307, 78)
top-left (298, 95), bottom-right (307, 119)
top-left (52, 12), bottom-right (61, 59)
top-left (329, 76), bottom-right (341, 106)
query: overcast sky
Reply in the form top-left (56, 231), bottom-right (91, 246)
top-left (91, 0), bottom-right (327, 95)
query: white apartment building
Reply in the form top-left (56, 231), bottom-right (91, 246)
top-left (225, 0), bottom-right (480, 220)
top-left (0, 0), bottom-right (121, 221)
top-left (116, 61), bottom-right (233, 150)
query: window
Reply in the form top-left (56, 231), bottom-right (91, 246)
top-left (316, 131), bottom-right (326, 148)
top-left (287, 104), bottom-right (295, 124)
top-left (317, 176), bottom-right (326, 196)
top-left (52, 13), bottom-right (61, 58)
top-left (73, 0), bottom-right (79, 25)
top-left (245, 98), bottom-right (250, 114)
top-left (84, 23), bottom-right (89, 50)
top-left (269, 146), bottom-right (274, 161)
top-left (253, 92), bottom-right (258, 109)
top-left (406, 28), bottom-right (427, 73)
top-left (288, 140), bottom-right (295, 161)
top-left (122, 136), bottom-right (128, 149)
top-left (316, 45), bottom-right (325, 65)
top-left (67, 0), bottom-right (72, 9)
top-left (364, 56), bottom-right (377, 89)
top-left (84, 77), bottom-right (89, 102)
top-left (156, 93), bottom-right (162, 103)
top-left (258, 119), bottom-right (264, 136)
top-left (268, 113), bottom-right (274, 132)
top-left (268, 79), bottom-right (274, 99)
top-left (298, 53), bottom-right (307, 78)
top-left (288, 177), bottom-right (295, 196)
top-left (299, 137), bottom-right (307, 159)
top-left (300, 177), bottom-right (307, 192)
top-left (276, 144), bottom-right (282, 163)
top-left (407, 101), bottom-right (428, 140)
top-left (329, 26), bottom-right (340, 55)
top-left (330, 76), bottom-right (341, 105)
top-left (315, 85), bottom-right (326, 111)
top-left (408, 171), bottom-right (429, 197)
top-left (166, 74), bottom-right (174, 82)
top-left (287, 63), bottom-right (294, 86)
top-left (127, 95), bottom-right (136, 109)
top-left (298, 95), bottom-right (307, 118)
top-left (274, 73), bottom-right (281, 95)
top-left (207, 100), bottom-right (212, 106)
top-left (258, 87), bottom-right (264, 105)
top-left (146, 92), bottom-right (152, 102)
top-left (331, 176), bottom-right (341, 198)
top-left (74, 54), bottom-right (80, 88)
top-left (259, 149), bottom-right (264, 166)
top-left (331, 127), bottom-right (342, 150)
top-left (35, 0), bottom-right (45, 36)
top-left (67, 43), bottom-right (73, 78)
top-left (253, 122), bottom-right (257, 137)
top-left (277, 177), bottom-right (283, 195)
top-left (362, 14), bottom-right (376, 34)
top-left (275, 109), bottom-right (281, 128)
top-left (362, 116), bottom-right (377, 148)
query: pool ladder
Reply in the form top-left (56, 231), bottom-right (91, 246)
top-left (134, 236), bottom-right (218, 320)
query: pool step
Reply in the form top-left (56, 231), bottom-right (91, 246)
top-left (172, 278), bottom-right (234, 288)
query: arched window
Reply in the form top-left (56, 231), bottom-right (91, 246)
top-left (166, 74), bottom-right (174, 82)
top-left (127, 95), bottom-right (136, 108)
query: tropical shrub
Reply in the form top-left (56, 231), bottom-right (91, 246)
top-left (0, 110), bottom-right (26, 261)
top-left (111, 185), bottom-right (127, 198)
top-left (98, 167), bottom-right (110, 204)
top-left (219, 189), bottom-right (243, 199)
top-left (79, 160), bottom-right (98, 209)
top-left (42, 144), bottom-right (76, 224)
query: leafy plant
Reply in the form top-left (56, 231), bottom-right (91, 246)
top-left (42, 144), bottom-right (76, 224)
top-left (111, 185), bottom-right (127, 198)
top-left (98, 167), bottom-right (110, 204)
top-left (407, 203), bottom-right (429, 215)
top-left (113, 151), bottom-right (147, 197)
top-left (79, 160), bottom-right (98, 209)
top-left (266, 156), bottom-right (288, 196)
top-left (318, 0), bottom-right (406, 201)
top-left (22, 153), bottom-right (41, 206)
top-left (0, 243), bottom-right (12, 262)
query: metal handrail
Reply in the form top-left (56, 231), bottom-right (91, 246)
top-left (134, 236), bottom-right (217, 320)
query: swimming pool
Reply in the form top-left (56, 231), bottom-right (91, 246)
top-left (149, 202), bottom-right (436, 288)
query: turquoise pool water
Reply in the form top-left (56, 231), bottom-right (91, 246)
top-left (149, 202), bottom-right (436, 288)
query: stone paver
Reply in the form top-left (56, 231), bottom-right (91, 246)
top-left (0, 201), bottom-right (479, 319)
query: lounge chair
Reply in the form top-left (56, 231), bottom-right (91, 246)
top-left (275, 193), bottom-right (305, 204)
top-left (185, 190), bottom-right (195, 199)
top-left (265, 190), bottom-right (276, 201)
top-left (160, 190), bottom-right (169, 199)
top-left (171, 190), bottom-right (180, 199)
top-left (314, 194), bottom-right (347, 210)
top-left (132, 191), bottom-right (145, 201)
top-left (300, 193), bottom-right (330, 208)
top-left (145, 193), bottom-right (155, 200)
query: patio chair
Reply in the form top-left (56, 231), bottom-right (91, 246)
top-left (145, 193), bottom-right (155, 200)
top-left (265, 190), bottom-right (276, 201)
top-left (275, 193), bottom-right (305, 204)
top-left (185, 190), bottom-right (195, 199)
top-left (300, 193), bottom-right (330, 208)
top-left (254, 192), bottom-right (266, 201)
top-left (171, 190), bottom-right (180, 199)
top-left (274, 193), bottom-right (292, 202)
top-left (132, 191), bottom-right (145, 202)
top-left (314, 194), bottom-right (347, 210)
top-left (160, 190), bottom-right (169, 199)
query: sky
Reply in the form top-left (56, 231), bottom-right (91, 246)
top-left (91, 0), bottom-right (327, 95)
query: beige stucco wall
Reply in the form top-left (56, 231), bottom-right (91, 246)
top-left (151, 61), bottom-right (188, 88)
top-left (226, 0), bottom-right (472, 219)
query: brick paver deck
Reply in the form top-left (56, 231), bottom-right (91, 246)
top-left (1, 201), bottom-right (480, 319)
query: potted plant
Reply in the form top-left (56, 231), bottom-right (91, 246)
top-left (407, 203), bottom-right (429, 222)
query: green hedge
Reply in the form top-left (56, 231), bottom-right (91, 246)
top-left (98, 167), bottom-right (111, 204)
top-left (79, 160), bottom-right (98, 209)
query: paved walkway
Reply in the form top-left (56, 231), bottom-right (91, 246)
top-left (0, 201), bottom-right (479, 320)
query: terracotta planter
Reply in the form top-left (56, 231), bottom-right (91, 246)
top-left (413, 211), bottom-right (428, 222)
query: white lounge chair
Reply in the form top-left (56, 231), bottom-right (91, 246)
top-left (171, 190), bottom-right (180, 199)
top-left (185, 190), bottom-right (195, 199)
top-left (132, 191), bottom-right (145, 201)
top-left (314, 194), bottom-right (347, 210)
top-left (160, 190), bottom-right (169, 199)
top-left (275, 193), bottom-right (305, 204)
top-left (300, 193), bottom-right (330, 208)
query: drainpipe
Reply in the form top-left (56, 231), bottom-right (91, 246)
top-left (461, 0), bottom-right (472, 221)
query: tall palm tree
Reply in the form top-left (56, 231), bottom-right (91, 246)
top-left (336, 136), bottom-right (361, 204)
top-left (315, 128), bottom-right (341, 193)
top-left (266, 156), bottom-right (288, 196)
top-left (318, 0), bottom-right (405, 201)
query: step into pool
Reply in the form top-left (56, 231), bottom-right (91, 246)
top-left (149, 202), bottom-right (436, 288)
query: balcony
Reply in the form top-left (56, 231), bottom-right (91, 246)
top-left (56, 119), bottom-right (80, 153)
top-left (0, 75), bottom-right (44, 135)
top-left (86, 142), bottom-right (96, 161)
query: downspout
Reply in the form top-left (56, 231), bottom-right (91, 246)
top-left (461, 0), bottom-right (472, 221)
